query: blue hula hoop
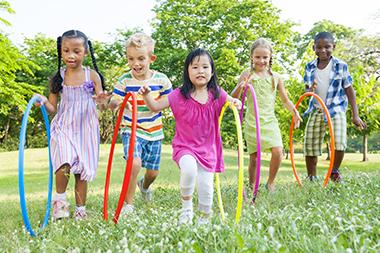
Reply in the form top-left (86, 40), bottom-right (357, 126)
top-left (18, 96), bottom-right (53, 237)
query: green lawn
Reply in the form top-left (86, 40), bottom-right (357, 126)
top-left (0, 144), bottom-right (379, 252)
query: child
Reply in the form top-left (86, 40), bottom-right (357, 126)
top-left (35, 30), bottom-right (110, 220)
top-left (139, 48), bottom-right (241, 225)
top-left (108, 33), bottom-right (173, 214)
top-left (231, 38), bottom-right (301, 192)
top-left (303, 32), bottom-right (366, 182)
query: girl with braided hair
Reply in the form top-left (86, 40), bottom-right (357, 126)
top-left (35, 30), bottom-right (111, 220)
top-left (231, 38), bottom-right (301, 192)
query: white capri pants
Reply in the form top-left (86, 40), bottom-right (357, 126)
top-left (179, 155), bottom-right (214, 214)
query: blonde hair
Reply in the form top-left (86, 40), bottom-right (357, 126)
top-left (250, 38), bottom-right (275, 90)
top-left (125, 32), bottom-right (155, 54)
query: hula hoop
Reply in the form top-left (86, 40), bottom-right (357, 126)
top-left (103, 92), bottom-right (137, 224)
top-left (18, 96), bottom-right (53, 237)
top-left (215, 101), bottom-right (244, 224)
top-left (289, 92), bottom-right (335, 187)
top-left (239, 83), bottom-right (261, 201)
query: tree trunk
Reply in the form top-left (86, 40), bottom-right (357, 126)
top-left (326, 142), bottom-right (330, 160)
top-left (362, 134), bottom-right (369, 162)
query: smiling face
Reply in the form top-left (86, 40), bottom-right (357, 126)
top-left (61, 37), bottom-right (87, 69)
top-left (126, 46), bottom-right (156, 80)
top-left (188, 54), bottom-right (213, 89)
top-left (251, 46), bottom-right (271, 72)
top-left (313, 38), bottom-right (335, 62)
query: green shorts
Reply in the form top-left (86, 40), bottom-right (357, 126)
top-left (304, 110), bottom-right (347, 156)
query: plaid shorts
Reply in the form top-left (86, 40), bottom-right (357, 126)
top-left (304, 110), bottom-right (347, 156)
top-left (121, 133), bottom-right (162, 170)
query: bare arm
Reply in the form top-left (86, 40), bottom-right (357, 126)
top-left (139, 85), bottom-right (170, 112)
top-left (90, 70), bottom-right (113, 110)
top-left (345, 86), bottom-right (366, 129)
top-left (277, 79), bottom-right (302, 128)
top-left (34, 92), bottom-right (58, 114)
top-left (231, 70), bottom-right (251, 98)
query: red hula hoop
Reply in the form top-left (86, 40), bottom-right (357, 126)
top-left (103, 92), bottom-right (137, 223)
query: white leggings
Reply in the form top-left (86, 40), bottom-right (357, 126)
top-left (179, 155), bottom-right (214, 214)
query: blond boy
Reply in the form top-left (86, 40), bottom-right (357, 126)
top-left (109, 33), bottom-right (172, 214)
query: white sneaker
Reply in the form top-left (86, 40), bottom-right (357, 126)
top-left (178, 209), bottom-right (193, 225)
top-left (120, 203), bottom-right (134, 216)
top-left (137, 177), bottom-right (153, 202)
top-left (197, 216), bottom-right (211, 226)
top-left (52, 199), bottom-right (70, 220)
top-left (74, 208), bottom-right (87, 221)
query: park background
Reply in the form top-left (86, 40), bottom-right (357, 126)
top-left (0, 0), bottom-right (379, 252)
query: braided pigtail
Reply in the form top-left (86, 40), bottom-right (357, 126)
top-left (88, 40), bottom-right (105, 90)
top-left (268, 57), bottom-right (275, 91)
top-left (50, 36), bottom-right (63, 94)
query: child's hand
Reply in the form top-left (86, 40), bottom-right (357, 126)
top-left (232, 98), bottom-right (242, 110)
top-left (33, 94), bottom-right (48, 107)
top-left (352, 116), bottom-right (366, 130)
top-left (138, 85), bottom-right (151, 96)
top-left (310, 80), bottom-right (318, 92)
top-left (293, 108), bottom-right (302, 129)
top-left (93, 91), bottom-right (113, 105)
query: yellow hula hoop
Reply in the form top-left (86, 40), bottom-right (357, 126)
top-left (215, 101), bottom-right (244, 224)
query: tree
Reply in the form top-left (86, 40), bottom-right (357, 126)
top-left (0, 33), bottom-right (42, 149)
top-left (152, 0), bottom-right (298, 147)
top-left (152, 0), bottom-right (298, 90)
top-left (0, 0), bottom-right (14, 26)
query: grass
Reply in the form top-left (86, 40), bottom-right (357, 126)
top-left (0, 144), bottom-right (379, 252)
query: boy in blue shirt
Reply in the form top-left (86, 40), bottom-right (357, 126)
top-left (303, 32), bottom-right (366, 182)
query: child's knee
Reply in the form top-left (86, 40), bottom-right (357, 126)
top-left (272, 147), bottom-right (283, 159)
top-left (131, 158), bottom-right (142, 175)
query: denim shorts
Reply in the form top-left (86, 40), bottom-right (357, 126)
top-left (121, 133), bottom-right (162, 170)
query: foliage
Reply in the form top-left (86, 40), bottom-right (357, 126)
top-left (0, 0), bottom-right (14, 26)
top-left (152, 0), bottom-right (298, 91)
top-left (297, 19), bottom-right (359, 58)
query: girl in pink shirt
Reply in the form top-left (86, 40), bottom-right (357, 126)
top-left (139, 48), bottom-right (240, 225)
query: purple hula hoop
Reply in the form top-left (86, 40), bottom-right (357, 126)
top-left (239, 84), bottom-right (261, 201)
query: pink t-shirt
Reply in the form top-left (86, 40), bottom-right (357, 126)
top-left (168, 88), bottom-right (227, 172)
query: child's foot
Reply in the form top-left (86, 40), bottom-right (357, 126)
top-left (306, 175), bottom-right (319, 182)
top-left (137, 177), bottom-right (153, 202)
top-left (197, 216), bottom-right (211, 226)
top-left (265, 183), bottom-right (276, 192)
top-left (178, 209), bottom-right (193, 225)
top-left (52, 199), bottom-right (70, 220)
top-left (120, 203), bottom-right (134, 216)
top-left (74, 207), bottom-right (87, 221)
top-left (330, 169), bottom-right (342, 183)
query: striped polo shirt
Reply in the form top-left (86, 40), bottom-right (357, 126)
top-left (112, 70), bottom-right (172, 141)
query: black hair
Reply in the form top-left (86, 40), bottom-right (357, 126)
top-left (314, 32), bottom-right (335, 44)
top-left (50, 30), bottom-right (105, 94)
top-left (180, 48), bottom-right (220, 100)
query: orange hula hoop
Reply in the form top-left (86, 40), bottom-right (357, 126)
top-left (289, 92), bottom-right (335, 187)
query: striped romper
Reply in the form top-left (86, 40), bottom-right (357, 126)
top-left (50, 67), bottom-right (100, 181)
